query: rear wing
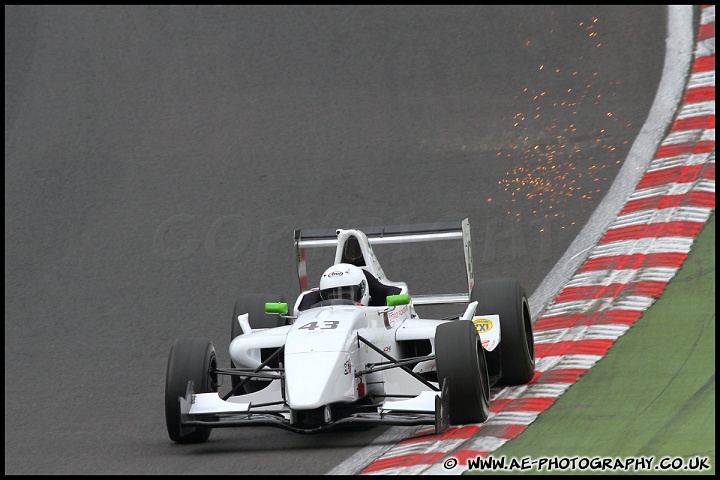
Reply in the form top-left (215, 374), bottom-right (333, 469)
top-left (294, 218), bottom-right (474, 305)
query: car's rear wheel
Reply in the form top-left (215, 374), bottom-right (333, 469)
top-left (435, 320), bottom-right (490, 425)
top-left (165, 337), bottom-right (217, 443)
top-left (230, 293), bottom-right (285, 393)
top-left (473, 278), bottom-right (535, 386)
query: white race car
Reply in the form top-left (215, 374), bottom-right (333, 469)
top-left (165, 218), bottom-right (535, 442)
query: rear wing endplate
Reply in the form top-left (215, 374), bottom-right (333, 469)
top-left (294, 218), bottom-right (474, 305)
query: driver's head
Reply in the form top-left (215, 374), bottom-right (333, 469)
top-left (319, 263), bottom-right (369, 305)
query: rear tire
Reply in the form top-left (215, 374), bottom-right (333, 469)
top-left (165, 337), bottom-right (217, 443)
top-left (230, 294), bottom-right (285, 393)
top-left (473, 278), bottom-right (535, 386)
top-left (435, 320), bottom-right (490, 425)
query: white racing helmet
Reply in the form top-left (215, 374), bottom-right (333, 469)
top-left (319, 263), bottom-right (369, 305)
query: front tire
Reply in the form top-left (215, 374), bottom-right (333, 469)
top-left (473, 278), bottom-right (535, 386)
top-left (435, 320), bottom-right (490, 425)
top-left (165, 337), bottom-right (218, 443)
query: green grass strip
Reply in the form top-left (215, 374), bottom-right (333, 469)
top-left (466, 212), bottom-right (715, 475)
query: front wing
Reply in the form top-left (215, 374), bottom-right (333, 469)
top-left (178, 367), bottom-right (451, 434)
top-left (180, 381), bottom-right (450, 434)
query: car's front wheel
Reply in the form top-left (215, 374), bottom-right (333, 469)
top-left (165, 337), bottom-right (217, 443)
top-left (435, 320), bottom-right (490, 425)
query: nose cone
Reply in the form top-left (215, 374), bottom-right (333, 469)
top-left (284, 351), bottom-right (355, 409)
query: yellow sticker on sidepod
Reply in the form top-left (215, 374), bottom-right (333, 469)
top-left (473, 317), bottom-right (493, 334)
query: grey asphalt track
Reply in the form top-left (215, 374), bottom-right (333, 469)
top-left (5, 5), bottom-right (668, 475)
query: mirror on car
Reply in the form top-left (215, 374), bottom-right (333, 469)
top-left (265, 302), bottom-right (289, 314)
top-left (386, 293), bottom-right (410, 307)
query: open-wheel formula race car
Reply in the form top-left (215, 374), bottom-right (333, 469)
top-left (165, 218), bottom-right (535, 442)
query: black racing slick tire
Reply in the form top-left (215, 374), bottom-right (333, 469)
top-left (230, 294), bottom-right (285, 393)
top-left (435, 320), bottom-right (490, 425)
top-left (165, 337), bottom-right (218, 443)
top-left (473, 278), bottom-right (535, 386)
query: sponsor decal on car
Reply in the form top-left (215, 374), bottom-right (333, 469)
top-left (388, 305), bottom-right (408, 321)
top-left (473, 317), bottom-right (493, 333)
top-left (473, 315), bottom-right (500, 351)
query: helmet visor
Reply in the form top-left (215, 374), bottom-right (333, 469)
top-left (320, 284), bottom-right (363, 303)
